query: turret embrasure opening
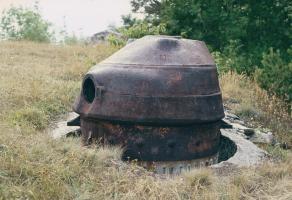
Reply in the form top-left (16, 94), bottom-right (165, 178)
top-left (83, 77), bottom-right (95, 103)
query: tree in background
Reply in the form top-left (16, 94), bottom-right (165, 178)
top-left (131, 0), bottom-right (162, 16)
top-left (0, 4), bottom-right (54, 42)
top-left (130, 0), bottom-right (291, 55)
top-left (121, 14), bottom-right (139, 28)
top-left (256, 48), bottom-right (292, 103)
top-left (128, 0), bottom-right (292, 104)
top-left (130, 0), bottom-right (291, 65)
top-left (106, 13), bottom-right (166, 47)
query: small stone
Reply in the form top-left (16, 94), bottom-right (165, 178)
top-left (244, 129), bottom-right (255, 136)
top-left (249, 130), bottom-right (274, 144)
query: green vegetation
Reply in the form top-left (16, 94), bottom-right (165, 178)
top-left (1, 2), bottom-right (291, 105)
top-left (0, 5), bottom-right (86, 45)
top-left (0, 2), bottom-right (291, 199)
top-left (0, 5), bottom-right (54, 42)
top-left (0, 41), bottom-right (291, 199)
top-left (126, 0), bottom-right (292, 104)
top-left (0, 41), bottom-right (116, 133)
top-left (256, 48), bottom-right (292, 103)
top-left (107, 16), bottom-right (166, 47)
top-left (220, 72), bottom-right (292, 147)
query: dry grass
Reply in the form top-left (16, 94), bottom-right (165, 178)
top-left (0, 41), bottom-right (116, 133)
top-left (0, 41), bottom-right (291, 199)
top-left (220, 72), bottom-right (292, 147)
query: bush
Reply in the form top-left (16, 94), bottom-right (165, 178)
top-left (129, 0), bottom-right (292, 106)
top-left (107, 21), bottom-right (166, 47)
top-left (212, 40), bottom-right (244, 74)
top-left (255, 48), bottom-right (292, 103)
top-left (107, 34), bottom-right (126, 47)
top-left (213, 39), bottom-right (259, 76)
top-left (120, 21), bottom-right (166, 39)
top-left (0, 6), bottom-right (54, 42)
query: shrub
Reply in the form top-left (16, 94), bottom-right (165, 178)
top-left (107, 34), bottom-right (126, 47)
top-left (212, 40), bottom-right (257, 75)
top-left (129, 0), bottom-right (292, 107)
top-left (255, 48), bottom-right (292, 103)
top-left (0, 5), bottom-right (54, 42)
top-left (119, 21), bottom-right (166, 39)
top-left (107, 21), bottom-right (166, 47)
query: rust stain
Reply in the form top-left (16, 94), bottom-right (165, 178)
top-left (71, 35), bottom-right (224, 164)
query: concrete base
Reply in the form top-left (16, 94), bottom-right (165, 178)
top-left (50, 112), bottom-right (80, 139)
top-left (212, 129), bottom-right (268, 169)
top-left (49, 111), bottom-right (269, 175)
top-left (140, 153), bottom-right (219, 175)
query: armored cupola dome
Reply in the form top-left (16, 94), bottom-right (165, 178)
top-left (73, 35), bottom-right (224, 125)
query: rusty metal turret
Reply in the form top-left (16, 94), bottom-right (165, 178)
top-left (70, 35), bottom-right (225, 174)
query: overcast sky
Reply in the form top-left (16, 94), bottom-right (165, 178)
top-left (0, 0), bottom-right (134, 37)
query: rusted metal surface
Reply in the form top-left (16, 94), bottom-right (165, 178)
top-left (80, 118), bottom-right (221, 161)
top-left (71, 35), bottom-right (225, 170)
top-left (73, 35), bottom-right (224, 125)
